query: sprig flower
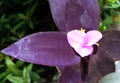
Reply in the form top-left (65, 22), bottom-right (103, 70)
top-left (67, 29), bottom-right (102, 57)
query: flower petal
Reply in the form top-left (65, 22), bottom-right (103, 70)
top-left (67, 30), bottom-right (85, 48)
top-left (84, 30), bottom-right (102, 46)
top-left (74, 46), bottom-right (93, 57)
top-left (1, 32), bottom-right (80, 66)
top-left (67, 30), bottom-right (94, 57)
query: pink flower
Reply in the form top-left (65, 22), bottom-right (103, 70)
top-left (67, 29), bottom-right (102, 57)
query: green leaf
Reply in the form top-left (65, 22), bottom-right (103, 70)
top-left (29, 72), bottom-right (40, 81)
top-left (107, 0), bottom-right (118, 3)
top-left (23, 67), bottom-right (31, 83)
top-left (0, 14), bottom-right (7, 23)
top-left (22, 0), bottom-right (33, 5)
top-left (0, 52), bottom-right (4, 61)
top-left (17, 31), bottom-right (26, 38)
top-left (26, 64), bottom-right (33, 72)
top-left (17, 13), bottom-right (27, 20)
top-left (103, 16), bottom-right (113, 27)
top-left (5, 56), bottom-right (21, 76)
top-left (15, 60), bottom-right (24, 68)
top-left (0, 70), bottom-right (10, 80)
top-left (11, 21), bottom-right (24, 34)
top-left (104, 4), bottom-right (120, 8)
top-left (7, 74), bottom-right (24, 83)
top-left (29, 21), bottom-right (34, 29)
top-left (27, 1), bottom-right (38, 17)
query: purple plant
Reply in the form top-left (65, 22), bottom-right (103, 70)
top-left (1, 0), bottom-right (120, 83)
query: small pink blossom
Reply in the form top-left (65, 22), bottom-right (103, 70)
top-left (67, 29), bottom-right (102, 57)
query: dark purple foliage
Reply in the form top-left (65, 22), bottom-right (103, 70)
top-left (1, 0), bottom-right (120, 83)
top-left (1, 30), bottom-right (119, 83)
top-left (58, 65), bottom-right (82, 83)
top-left (58, 30), bottom-right (119, 83)
top-left (99, 30), bottom-right (120, 60)
top-left (88, 44), bottom-right (115, 83)
top-left (49, 0), bottom-right (100, 31)
top-left (1, 32), bottom-right (80, 66)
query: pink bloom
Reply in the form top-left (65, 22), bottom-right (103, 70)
top-left (67, 29), bottom-right (102, 57)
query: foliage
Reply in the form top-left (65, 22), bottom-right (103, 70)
top-left (99, 0), bottom-right (120, 31)
top-left (0, 0), bottom-right (57, 82)
top-left (0, 0), bottom-right (120, 82)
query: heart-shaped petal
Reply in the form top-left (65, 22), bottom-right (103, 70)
top-left (84, 30), bottom-right (102, 46)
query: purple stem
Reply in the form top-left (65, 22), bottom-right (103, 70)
top-left (80, 56), bottom-right (89, 81)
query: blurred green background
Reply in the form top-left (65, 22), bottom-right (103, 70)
top-left (0, 0), bottom-right (120, 83)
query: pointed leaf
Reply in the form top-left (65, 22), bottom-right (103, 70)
top-left (79, 0), bottom-right (100, 30)
top-left (5, 56), bottom-right (21, 76)
top-left (88, 47), bottom-right (115, 83)
top-left (2, 32), bottom-right (80, 66)
top-left (58, 66), bottom-right (82, 83)
top-left (65, 0), bottom-right (84, 31)
top-left (49, 0), bottom-right (100, 32)
top-left (49, 0), bottom-right (67, 31)
top-left (23, 67), bottom-right (31, 83)
top-left (65, 0), bottom-right (100, 31)
top-left (99, 30), bottom-right (120, 60)
top-left (0, 70), bottom-right (10, 80)
top-left (7, 74), bottom-right (24, 83)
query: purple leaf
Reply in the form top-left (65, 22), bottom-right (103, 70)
top-left (99, 30), bottom-right (120, 60)
top-left (1, 32), bottom-right (80, 66)
top-left (88, 47), bottom-right (115, 83)
top-left (65, 0), bottom-right (100, 31)
top-left (49, 0), bottom-right (100, 31)
top-left (79, 0), bottom-right (100, 30)
top-left (49, 0), bottom-right (67, 31)
top-left (65, 0), bottom-right (84, 31)
top-left (58, 65), bottom-right (82, 83)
